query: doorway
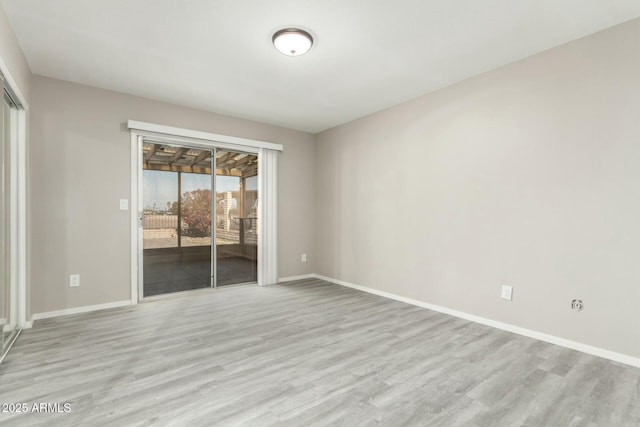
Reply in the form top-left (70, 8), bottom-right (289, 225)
top-left (1, 85), bottom-right (19, 360)
top-left (141, 141), bottom-right (259, 297)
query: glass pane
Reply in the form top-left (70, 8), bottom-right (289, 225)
top-left (215, 176), bottom-right (240, 245)
top-left (1, 93), bottom-right (12, 353)
top-left (244, 175), bottom-right (258, 246)
top-left (142, 143), bottom-right (213, 297)
top-left (0, 94), bottom-right (7, 351)
top-left (143, 170), bottom-right (178, 249)
top-left (216, 150), bottom-right (258, 286)
top-left (181, 173), bottom-right (213, 248)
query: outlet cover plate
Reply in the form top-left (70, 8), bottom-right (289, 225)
top-left (501, 285), bottom-right (513, 301)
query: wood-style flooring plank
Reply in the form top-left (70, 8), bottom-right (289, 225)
top-left (0, 279), bottom-right (639, 426)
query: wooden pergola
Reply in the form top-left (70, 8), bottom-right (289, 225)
top-left (142, 142), bottom-right (258, 244)
top-left (142, 142), bottom-right (258, 178)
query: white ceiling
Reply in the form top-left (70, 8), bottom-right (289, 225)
top-left (3, 1), bottom-right (640, 133)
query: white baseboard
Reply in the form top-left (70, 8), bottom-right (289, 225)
top-left (31, 300), bottom-right (132, 323)
top-left (22, 321), bottom-right (32, 329)
top-left (313, 274), bottom-right (640, 369)
top-left (278, 274), bottom-right (315, 283)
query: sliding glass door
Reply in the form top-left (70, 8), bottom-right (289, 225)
top-left (215, 150), bottom-right (258, 286)
top-left (142, 143), bottom-right (214, 297)
top-left (1, 87), bottom-right (18, 358)
top-left (141, 143), bottom-right (259, 297)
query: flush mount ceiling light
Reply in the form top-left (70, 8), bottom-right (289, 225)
top-left (272, 28), bottom-right (313, 56)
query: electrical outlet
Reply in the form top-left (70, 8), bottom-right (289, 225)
top-left (571, 299), bottom-right (584, 311)
top-left (70, 274), bottom-right (80, 287)
top-left (119, 199), bottom-right (129, 210)
top-left (501, 285), bottom-right (513, 301)
top-left (301, 253), bottom-right (307, 262)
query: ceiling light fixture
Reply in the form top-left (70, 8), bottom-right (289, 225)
top-left (272, 28), bottom-right (313, 57)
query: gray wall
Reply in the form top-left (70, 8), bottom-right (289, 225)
top-left (315, 19), bottom-right (640, 358)
top-left (29, 76), bottom-right (315, 315)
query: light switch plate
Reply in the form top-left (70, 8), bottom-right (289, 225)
top-left (501, 285), bottom-right (513, 301)
top-left (70, 274), bottom-right (80, 287)
top-left (120, 199), bottom-right (129, 210)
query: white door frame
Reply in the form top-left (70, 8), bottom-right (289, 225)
top-left (0, 61), bottom-right (28, 330)
top-left (128, 121), bottom-right (282, 304)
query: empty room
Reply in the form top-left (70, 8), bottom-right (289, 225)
top-left (1, 1), bottom-right (639, 425)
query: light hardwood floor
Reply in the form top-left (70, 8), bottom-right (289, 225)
top-left (1, 279), bottom-right (639, 426)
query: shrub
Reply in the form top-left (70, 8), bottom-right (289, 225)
top-left (181, 189), bottom-right (212, 236)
